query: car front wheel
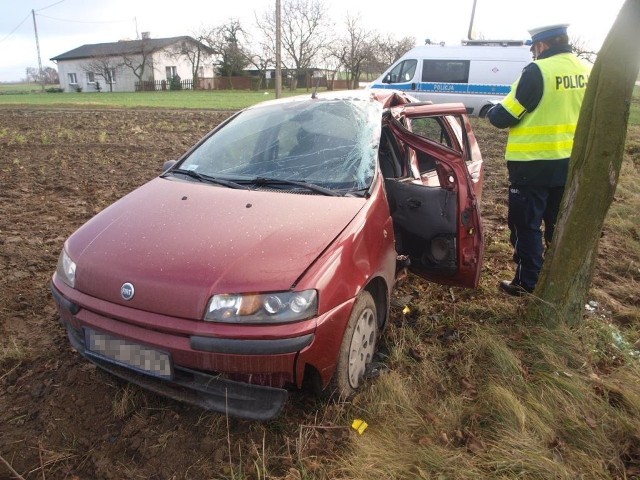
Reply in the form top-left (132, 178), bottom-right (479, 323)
top-left (330, 291), bottom-right (378, 399)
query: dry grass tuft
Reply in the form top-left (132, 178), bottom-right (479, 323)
top-left (330, 122), bottom-right (640, 480)
top-left (111, 383), bottom-right (144, 419)
top-left (335, 318), bottom-right (640, 479)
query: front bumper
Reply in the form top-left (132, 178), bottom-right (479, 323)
top-left (50, 281), bottom-right (302, 421)
top-left (63, 320), bottom-right (287, 421)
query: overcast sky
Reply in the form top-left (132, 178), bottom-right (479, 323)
top-left (0, 0), bottom-right (626, 83)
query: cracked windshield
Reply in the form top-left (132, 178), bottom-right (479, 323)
top-left (180, 97), bottom-right (381, 192)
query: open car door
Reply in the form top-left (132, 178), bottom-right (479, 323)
top-left (383, 103), bottom-right (483, 288)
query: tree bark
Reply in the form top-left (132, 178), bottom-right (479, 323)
top-left (528, 0), bottom-right (640, 326)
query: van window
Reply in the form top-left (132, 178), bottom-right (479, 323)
top-left (422, 60), bottom-right (470, 83)
top-left (385, 59), bottom-right (417, 84)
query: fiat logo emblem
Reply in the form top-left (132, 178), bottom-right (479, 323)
top-left (121, 282), bottom-right (135, 301)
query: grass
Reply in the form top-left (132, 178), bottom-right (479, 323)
top-left (0, 87), bottom-right (324, 110)
top-left (111, 383), bottom-right (143, 419)
top-left (630, 85), bottom-right (640, 126)
top-left (330, 313), bottom-right (640, 478)
top-left (0, 82), bottom-right (48, 94)
top-left (0, 339), bottom-right (28, 365)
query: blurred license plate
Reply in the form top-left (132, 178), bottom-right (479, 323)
top-left (84, 329), bottom-right (173, 379)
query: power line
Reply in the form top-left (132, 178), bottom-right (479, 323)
top-left (0, 1), bottom-right (66, 46)
top-left (0, 12), bottom-right (31, 44)
top-left (35, 13), bottom-right (131, 25)
top-left (35, 0), bottom-right (67, 13)
top-left (0, 3), bottom-right (127, 45)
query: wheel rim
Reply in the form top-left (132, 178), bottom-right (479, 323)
top-left (348, 307), bottom-right (376, 388)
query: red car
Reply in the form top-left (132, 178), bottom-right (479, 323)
top-left (51, 89), bottom-right (484, 420)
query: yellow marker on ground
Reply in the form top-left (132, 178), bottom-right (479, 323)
top-left (351, 419), bottom-right (368, 434)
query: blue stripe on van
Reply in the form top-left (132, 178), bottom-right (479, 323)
top-left (370, 83), bottom-right (413, 91)
top-left (370, 82), bottom-right (512, 95)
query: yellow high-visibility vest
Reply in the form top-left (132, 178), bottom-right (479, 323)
top-left (501, 53), bottom-right (590, 161)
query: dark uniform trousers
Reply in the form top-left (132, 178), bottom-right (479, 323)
top-left (507, 184), bottom-right (565, 290)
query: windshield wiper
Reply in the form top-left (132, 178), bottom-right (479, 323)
top-left (345, 187), bottom-right (371, 198)
top-left (244, 177), bottom-right (341, 197)
top-left (168, 169), bottom-right (249, 190)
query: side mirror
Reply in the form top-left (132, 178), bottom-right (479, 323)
top-left (162, 160), bottom-right (177, 173)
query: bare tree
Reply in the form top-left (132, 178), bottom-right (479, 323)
top-left (373, 34), bottom-right (416, 71)
top-left (169, 35), bottom-right (215, 89)
top-left (120, 38), bottom-right (156, 88)
top-left (24, 66), bottom-right (57, 84)
top-left (42, 67), bottom-right (58, 85)
top-left (244, 15), bottom-right (278, 90)
top-left (204, 19), bottom-right (250, 84)
top-left (376, 34), bottom-right (416, 66)
top-left (528, 0), bottom-right (640, 326)
top-left (256, 0), bottom-right (329, 90)
top-left (571, 35), bottom-right (598, 64)
top-left (319, 46), bottom-right (344, 90)
top-left (245, 49), bottom-right (273, 90)
top-left (25, 67), bottom-right (39, 83)
top-left (81, 56), bottom-right (121, 92)
top-left (334, 13), bottom-right (376, 89)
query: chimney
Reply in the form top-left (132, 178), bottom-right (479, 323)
top-left (141, 32), bottom-right (150, 39)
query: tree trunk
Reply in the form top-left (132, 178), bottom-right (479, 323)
top-left (528, 0), bottom-right (640, 326)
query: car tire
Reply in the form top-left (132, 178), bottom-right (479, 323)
top-left (329, 290), bottom-right (378, 400)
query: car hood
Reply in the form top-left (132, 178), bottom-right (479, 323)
top-left (67, 177), bottom-right (365, 319)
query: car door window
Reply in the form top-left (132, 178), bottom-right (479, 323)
top-left (409, 115), bottom-right (467, 177)
top-left (410, 117), bottom-right (453, 149)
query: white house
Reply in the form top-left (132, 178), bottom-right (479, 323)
top-left (51, 34), bottom-right (216, 93)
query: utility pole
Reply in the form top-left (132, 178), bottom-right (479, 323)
top-left (275, 0), bottom-right (282, 98)
top-left (467, 0), bottom-right (477, 40)
top-left (32, 9), bottom-right (45, 90)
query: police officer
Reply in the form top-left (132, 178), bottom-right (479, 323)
top-left (488, 24), bottom-right (590, 296)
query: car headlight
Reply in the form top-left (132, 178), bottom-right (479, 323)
top-left (205, 290), bottom-right (318, 323)
top-left (56, 248), bottom-right (76, 288)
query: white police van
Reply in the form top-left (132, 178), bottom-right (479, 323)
top-left (369, 40), bottom-right (533, 117)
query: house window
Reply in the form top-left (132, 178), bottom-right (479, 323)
top-left (106, 69), bottom-right (116, 84)
top-left (166, 66), bottom-right (177, 80)
top-left (68, 73), bottom-right (78, 84)
top-left (87, 72), bottom-right (95, 84)
top-left (198, 66), bottom-right (204, 79)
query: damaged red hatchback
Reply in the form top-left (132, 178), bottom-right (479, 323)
top-left (51, 89), bottom-right (484, 420)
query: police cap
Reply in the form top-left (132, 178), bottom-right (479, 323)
top-left (528, 23), bottom-right (570, 44)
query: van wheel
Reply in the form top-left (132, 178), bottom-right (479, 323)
top-left (329, 291), bottom-right (378, 400)
top-left (479, 105), bottom-right (493, 118)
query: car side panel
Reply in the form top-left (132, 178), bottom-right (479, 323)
top-left (292, 176), bottom-right (397, 386)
